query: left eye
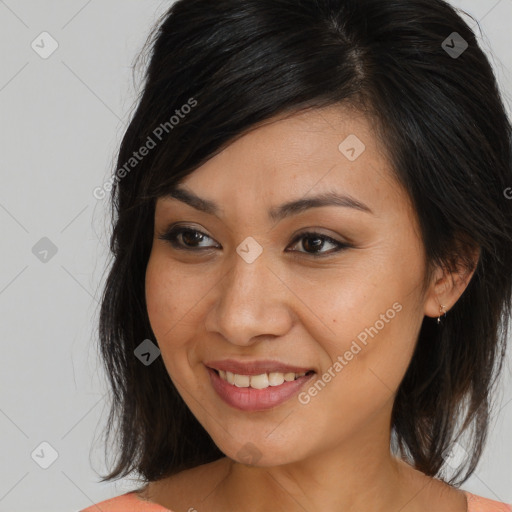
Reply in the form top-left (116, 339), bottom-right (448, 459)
top-left (158, 227), bottom-right (350, 257)
top-left (288, 231), bottom-right (349, 256)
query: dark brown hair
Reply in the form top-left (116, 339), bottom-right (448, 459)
top-left (96, 0), bottom-right (512, 487)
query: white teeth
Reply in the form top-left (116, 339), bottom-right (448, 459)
top-left (216, 370), bottom-right (310, 389)
top-left (250, 373), bottom-right (269, 389)
top-left (234, 374), bottom-right (250, 387)
top-left (268, 372), bottom-right (285, 386)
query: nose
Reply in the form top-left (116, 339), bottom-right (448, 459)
top-left (204, 250), bottom-right (294, 347)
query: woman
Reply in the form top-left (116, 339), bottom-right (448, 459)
top-left (82, 0), bottom-right (512, 510)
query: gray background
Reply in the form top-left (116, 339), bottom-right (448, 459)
top-left (0, 1), bottom-right (511, 511)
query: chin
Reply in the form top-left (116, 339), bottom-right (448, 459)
top-left (215, 434), bottom-right (311, 468)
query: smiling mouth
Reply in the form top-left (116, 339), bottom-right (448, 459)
top-left (211, 368), bottom-right (316, 389)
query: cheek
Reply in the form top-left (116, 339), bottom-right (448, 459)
top-left (298, 301), bottom-right (418, 443)
top-left (300, 250), bottom-right (423, 409)
top-left (145, 254), bottom-right (196, 382)
top-left (144, 251), bottom-right (215, 359)
top-left (144, 252), bottom-right (190, 346)
top-left (145, 255), bottom-right (170, 333)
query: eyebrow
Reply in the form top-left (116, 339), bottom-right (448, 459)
top-left (164, 186), bottom-right (373, 222)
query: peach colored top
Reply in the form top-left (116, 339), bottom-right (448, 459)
top-left (80, 490), bottom-right (512, 511)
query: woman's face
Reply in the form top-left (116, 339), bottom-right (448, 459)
top-left (145, 105), bottom-right (441, 466)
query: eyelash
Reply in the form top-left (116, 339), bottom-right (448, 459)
top-left (157, 226), bottom-right (351, 257)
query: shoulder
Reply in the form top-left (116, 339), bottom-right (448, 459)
top-left (464, 491), bottom-right (512, 512)
top-left (79, 491), bottom-right (174, 512)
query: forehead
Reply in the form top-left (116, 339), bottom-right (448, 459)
top-left (157, 105), bottom-right (409, 221)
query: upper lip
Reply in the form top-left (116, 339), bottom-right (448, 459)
top-left (204, 359), bottom-right (315, 376)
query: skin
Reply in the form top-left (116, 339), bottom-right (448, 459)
top-left (142, 104), bottom-right (477, 512)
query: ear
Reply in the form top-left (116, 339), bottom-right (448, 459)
top-left (423, 244), bottom-right (480, 319)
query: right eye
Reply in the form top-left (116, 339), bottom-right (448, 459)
top-left (157, 226), bottom-right (219, 251)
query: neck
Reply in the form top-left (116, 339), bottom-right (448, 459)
top-left (211, 439), bottom-right (422, 512)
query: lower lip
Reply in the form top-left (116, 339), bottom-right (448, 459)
top-left (206, 366), bottom-right (315, 411)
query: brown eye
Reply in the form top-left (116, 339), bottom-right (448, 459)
top-left (287, 231), bottom-right (351, 257)
top-left (158, 227), bottom-right (218, 250)
top-left (158, 226), bottom-right (351, 257)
